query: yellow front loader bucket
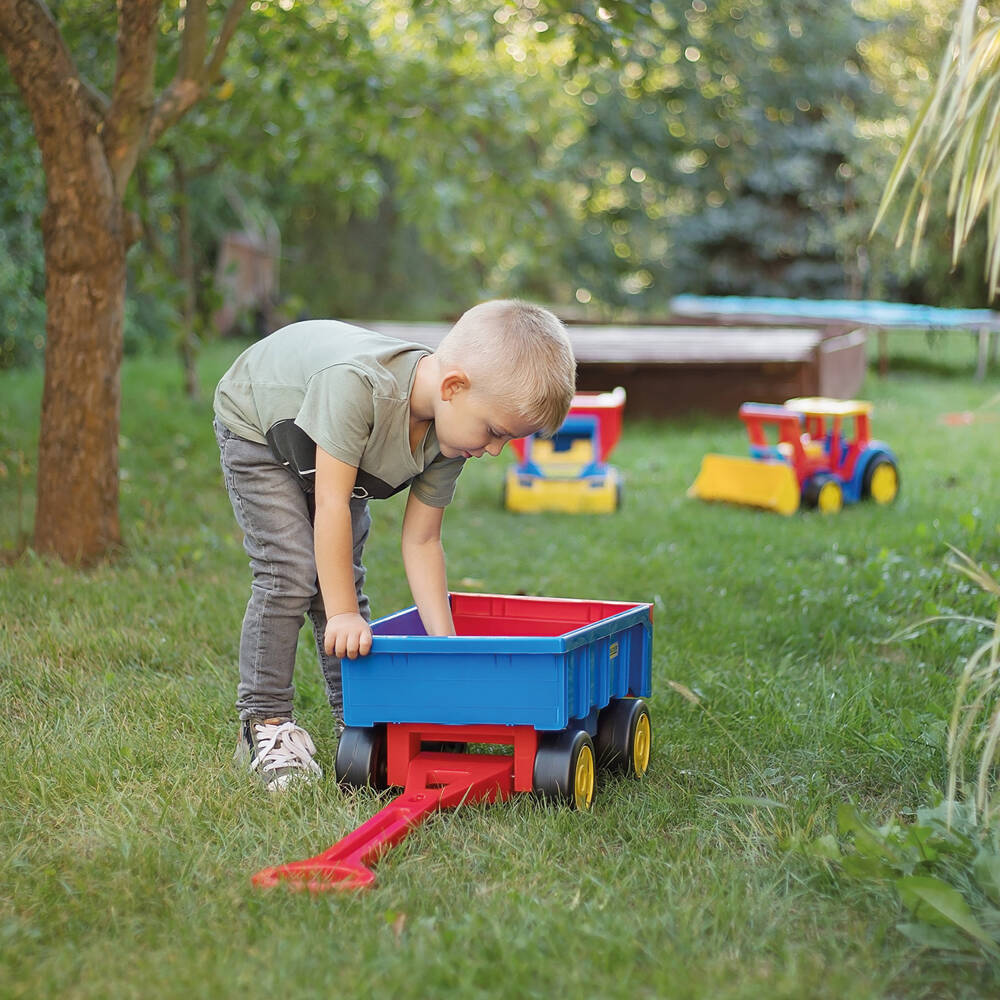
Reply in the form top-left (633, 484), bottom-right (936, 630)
top-left (688, 454), bottom-right (800, 516)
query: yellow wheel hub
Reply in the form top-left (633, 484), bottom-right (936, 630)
top-left (870, 463), bottom-right (898, 504)
top-left (817, 480), bottom-right (843, 514)
top-left (632, 713), bottom-right (651, 776)
top-left (573, 744), bottom-right (595, 810)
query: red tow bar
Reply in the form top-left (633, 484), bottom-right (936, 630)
top-left (251, 751), bottom-right (515, 892)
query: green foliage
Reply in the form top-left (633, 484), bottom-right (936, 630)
top-left (237, 0), bottom-right (997, 312)
top-left (942, 551), bottom-right (1000, 819)
top-left (262, 1), bottom-right (585, 315)
top-left (1, 0), bottom-right (994, 370)
top-left (804, 799), bottom-right (1000, 959)
top-left (569, 0), bottom-right (879, 301)
top-left (874, 0), bottom-right (1000, 299)
top-left (129, 0), bottom-right (1000, 328)
top-left (797, 546), bottom-right (1000, 963)
top-left (0, 67), bottom-right (45, 369)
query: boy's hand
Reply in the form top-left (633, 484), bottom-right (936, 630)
top-left (324, 613), bottom-right (373, 659)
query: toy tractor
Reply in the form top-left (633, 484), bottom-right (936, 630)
top-left (503, 387), bottom-right (625, 514)
top-left (689, 397), bottom-right (900, 515)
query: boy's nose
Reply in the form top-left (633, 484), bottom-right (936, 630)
top-left (485, 440), bottom-right (505, 457)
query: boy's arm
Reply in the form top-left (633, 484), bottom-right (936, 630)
top-left (400, 491), bottom-right (456, 637)
top-left (314, 445), bottom-right (372, 659)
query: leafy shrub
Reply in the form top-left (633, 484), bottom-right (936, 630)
top-left (804, 551), bottom-right (1000, 959)
top-left (0, 228), bottom-right (46, 370)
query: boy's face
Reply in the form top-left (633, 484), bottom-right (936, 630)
top-left (435, 381), bottom-right (537, 460)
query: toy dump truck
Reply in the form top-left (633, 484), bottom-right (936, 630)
top-left (252, 592), bottom-right (653, 892)
top-left (504, 387), bottom-right (626, 513)
top-left (689, 397), bottom-right (899, 515)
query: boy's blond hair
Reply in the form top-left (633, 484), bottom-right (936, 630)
top-left (435, 300), bottom-right (576, 435)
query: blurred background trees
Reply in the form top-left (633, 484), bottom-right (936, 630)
top-left (0, 0), bottom-right (986, 376)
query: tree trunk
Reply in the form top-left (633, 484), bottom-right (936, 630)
top-left (173, 155), bottom-right (202, 402)
top-left (1, 0), bottom-right (246, 563)
top-left (33, 149), bottom-right (126, 563)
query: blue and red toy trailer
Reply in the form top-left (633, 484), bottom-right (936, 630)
top-left (252, 592), bottom-right (653, 892)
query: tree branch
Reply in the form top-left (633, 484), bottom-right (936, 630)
top-left (145, 0), bottom-right (248, 150)
top-left (178, 0), bottom-right (209, 80)
top-left (78, 75), bottom-right (112, 119)
top-left (205, 0), bottom-right (247, 80)
top-left (103, 0), bottom-right (161, 192)
top-left (135, 161), bottom-right (167, 267)
top-left (0, 0), bottom-right (101, 150)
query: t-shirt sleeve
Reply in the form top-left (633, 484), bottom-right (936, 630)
top-left (409, 454), bottom-right (466, 508)
top-left (294, 366), bottom-right (374, 467)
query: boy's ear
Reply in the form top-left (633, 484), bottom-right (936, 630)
top-left (440, 370), bottom-right (471, 400)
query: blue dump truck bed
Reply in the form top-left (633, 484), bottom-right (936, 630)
top-left (342, 592), bottom-right (652, 730)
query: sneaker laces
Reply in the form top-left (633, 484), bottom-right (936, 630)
top-left (250, 720), bottom-right (322, 777)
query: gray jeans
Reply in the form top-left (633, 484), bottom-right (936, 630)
top-left (214, 419), bottom-right (371, 722)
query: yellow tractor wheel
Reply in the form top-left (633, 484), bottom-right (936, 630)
top-left (863, 456), bottom-right (900, 505)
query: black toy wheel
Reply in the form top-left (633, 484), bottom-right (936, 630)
top-left (533, 729), bottom-right (596, 811)
top-left (335, 725), bottom-right (388, 790)
top-left (802, 473), bottom-right (843, 514)
top-left (862, 455), bottom-right (900, 505)
top-left (595, 697), bottom-right (652, 778)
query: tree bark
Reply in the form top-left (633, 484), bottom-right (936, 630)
top-left (0, 0), bottom-right (130, 563)
top-left (35, 176), bottom-right (126, 561)
top-left (0, 0), bottom-right (246, 563)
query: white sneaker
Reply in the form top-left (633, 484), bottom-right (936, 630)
top-left (234, 717), bottom-right (323, 791)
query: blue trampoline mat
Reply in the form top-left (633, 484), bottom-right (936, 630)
top-left (671, 295), bottom-right (998, 328)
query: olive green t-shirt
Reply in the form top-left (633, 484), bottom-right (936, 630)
top-left (213, 320), bottom-right (465, 507)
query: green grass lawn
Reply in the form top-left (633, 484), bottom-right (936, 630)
top-left (1, 331), bottom-right (999, 999)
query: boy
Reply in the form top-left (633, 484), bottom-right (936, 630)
top-left (213, 299), bottom-right (576, 790)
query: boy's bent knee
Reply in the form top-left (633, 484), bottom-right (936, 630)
top-left (250, 576), bottom-right (317, 616)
